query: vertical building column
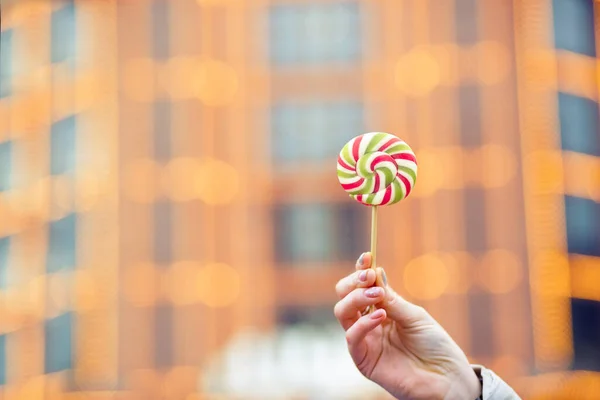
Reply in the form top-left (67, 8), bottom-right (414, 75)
top-left (117, 0), bottom-right (156, 393)
top-left (513, 0), bottom-right (573, 372)
top-left (73, 0), bottom-right (120, 392)
top-left (478, 1), bottom-right (532, 377)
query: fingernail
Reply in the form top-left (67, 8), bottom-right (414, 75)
top-left (380, 268), bottom-right (388, 286)
top-left (359, 270), bottom-right (368, 282)
top-left (365, 287), bottom-right (384, 298)
top-left (370, 309), bottom-right (385, 320)
top-left (358, 253), bottom-right (365, 266)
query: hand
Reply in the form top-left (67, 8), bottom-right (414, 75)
top-left (334, 252), bottom-right (482, 400)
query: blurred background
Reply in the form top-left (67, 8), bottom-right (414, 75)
top-left (0, 0), bottom-right (599, 399)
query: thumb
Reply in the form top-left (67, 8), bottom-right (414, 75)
top-left (376, 267), bottom-right (431, 328)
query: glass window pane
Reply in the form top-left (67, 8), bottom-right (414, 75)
top-left (47, 214), bottom-right (77, 273)
top-left (0, 141), bottom-right (12, 192)
top-left (153, 101), bottom-right (171, 162)
top-left (153, 201), bottom-right (172, 264)
top-left (276, 305), bottom-right (337, 327)
top-left (455, 0), bottom-right (478, 45)
top-left (51, 3), bottom-right (77, 63)
top-left (271, 102), bottom-right (364, 162)
top-left (558, 93), bottom-right (600, 157)
top-left (44, 313), bottom-right (73, 373)
top-left (458, 85), bottom-right (482, 147)
top-left (571, 298), bottom-right (600, 372)
top-left (269, 2), bottom-right (361, 65)
top-left (553, 0), bottom-right (596, 57)
top-left (334, 202), bottom-right (366, 258)
top-left (274, 204), bottom-right (333, 263)
top-left (152, 0), bottom-right (170, 60)
top-left (51, 116), bottom-right (77, 175)
top-left (274, 202), bottom-right (365, 264)
top-left (0, 29), bottom-right (13, 98)
top-left (565, 196), bottom-right (600, 257)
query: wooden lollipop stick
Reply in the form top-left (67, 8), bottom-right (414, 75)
top-left (368, 205), bottom-right (384, 313)
top-left (370, 205), bottom-right (378, 271)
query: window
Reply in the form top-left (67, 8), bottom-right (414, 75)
top-left (44, 313), bottom-right (73, 373)
top-left (558, 93), bottom-right (600, 157)
top-left (468, 292), bottom-right (493, 358)
top-left (0, 141), bottom-right (11, 191)
top-left (51, 2), bottom-right (77, 63)
top-left (464, 188), bottom-right (487, 252)
top-left (153, 101), bottom-right (171, 162)
top-left (47, 214), bottom-right (77, 273)
top-left (0, 237), bottom-right (8, 290)
top-left (152, 0), bottom-right (170, 60)
top-left (455, 0), bottom-right (478, 45)
top-left (154, 305), bottom-right (173, 367)
top-left (269, 2), bottom-right (361, 65)
top-left (571, 298), bottom-right (600, 371)
top-left (553, 0), bottom-right (596, 57)
top-left (0, 29), bottom-right (13, 98)
top-left (458, 86), bottom-right (482, 147)
top-left (276, 305), bottom-right (337, 327)
top-left (271, 101), bottom-right (364, 162)
top-left (565, 196), bottom-right (600, 257)
top-left (274, 202), bottom-right (365, 264)
top-left (51, 116), bottom-right (77, 175)
top-left (153, 201), bottom-right (172, 264)
top-left (0, 334), bottom-right (5, 385)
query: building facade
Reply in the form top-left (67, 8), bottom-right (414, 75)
top-left (0, 0), bottom-right (598, 398)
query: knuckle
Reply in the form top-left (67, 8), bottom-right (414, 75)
top-left (349, 288), bottom-right (366, 306)
top-left (333, 302), bottom-right (344, 319)
top-left (334, 280), bottom-right (345, 296)
top-left (345, 331), bottom-right (354, 346)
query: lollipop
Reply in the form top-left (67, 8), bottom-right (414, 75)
top-left (336, 132), bottom-right (418, 310)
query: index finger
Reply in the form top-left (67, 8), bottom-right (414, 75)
top-left (356, 252), bottom-right (372, 271)
top-left (335, 268), bottom-right (377, 299)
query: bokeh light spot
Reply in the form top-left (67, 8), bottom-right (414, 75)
top-left (123, 159), bottom-right (161, 203)
top-left (403, 254), bottom-right (449, 300)
top-left (526, 150), bottom-right (564, 194)
top-left (197, 263), bottom-right (240, 308)
top-left (395, 47), bottom-right (441, 97)
top-left (123, 263), bottom-right (158, 307)
top-left (194, 158), bottom-right (239, 205)
top-left (165, 261), bottom-right (203, 305)
top-left (194, 59), bottom-right (238, 107)
top-left (76, 171), bottom-right (103, 212)
top-left (74, 270), bottom-right (101, 311)
top-left (409, 148), bottom-right (441, 197)
top-left (477, 249), bottom-right (523, 294)
top-left (475, 41), bottom-right (511, 85)
top-left (122, 58), bottom-right (156, 102)
top-left (162, 158), bottom-right (202, 202)
top-left (164, 57), bottom-right (197, 100)
top-left (480, 144), bottom-right (517, 188)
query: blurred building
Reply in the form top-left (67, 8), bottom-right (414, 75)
top-left (0, 0), bottom-right (599, 399)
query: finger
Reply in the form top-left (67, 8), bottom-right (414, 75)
top-left (376, 268), bottom-right (432, 328)
top-left (355, 252), bottom-right (372, 271)
top-left (335, 269), bottom-right (377, 299)
top-left (334, 287), bottom-right (386, 330)
top-left (346, 309), bottom-right (387, 364)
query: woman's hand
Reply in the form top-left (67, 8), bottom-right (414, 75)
top-left (334, 252), bottom-right (482, 400)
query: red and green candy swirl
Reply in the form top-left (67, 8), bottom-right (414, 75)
top-left (337, 132), bottom-right (418, 206)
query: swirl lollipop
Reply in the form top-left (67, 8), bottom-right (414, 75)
top-left (336, 132), bottom-right (418, 310)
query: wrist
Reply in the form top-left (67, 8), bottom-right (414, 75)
top-left (444, 366), bottom-right (482, 400)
